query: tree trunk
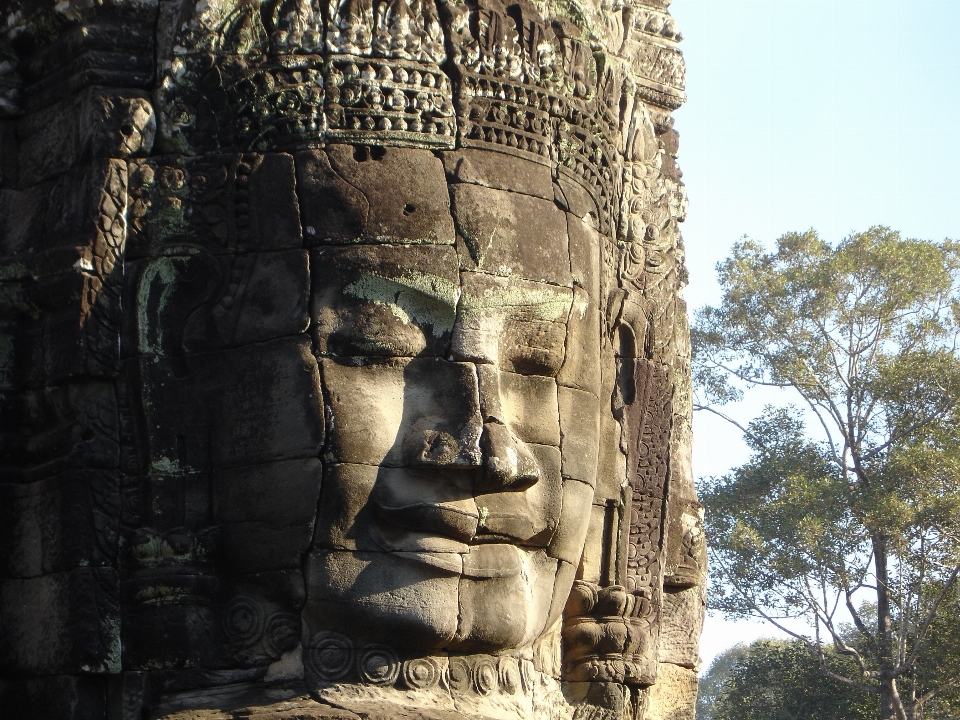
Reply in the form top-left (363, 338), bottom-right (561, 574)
top-left (874, 535), bottom-right (903, 720)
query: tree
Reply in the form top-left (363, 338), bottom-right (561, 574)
top-left (699, 639), bottom-right (876, 720)
top-left (694, 227), bottom-right (960, 720)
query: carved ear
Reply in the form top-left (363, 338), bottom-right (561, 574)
top-left (135, 248), bottom-right (223, 364)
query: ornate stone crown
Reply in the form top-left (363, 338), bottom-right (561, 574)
top-left (153, 0), bottom-right (684, 237)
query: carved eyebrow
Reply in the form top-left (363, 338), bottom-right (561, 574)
top-left (344, 272), bottom-right (461, 335)
top-left (458, 283), bottom-right (572, 322)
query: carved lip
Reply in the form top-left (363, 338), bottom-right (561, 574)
top-left (391, 543), bottom-right (522, 579)
top-left (373, 499), bottom-right (479, 543)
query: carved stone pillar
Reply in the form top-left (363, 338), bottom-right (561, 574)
top-left (0, 0), bottom-right (704, 718)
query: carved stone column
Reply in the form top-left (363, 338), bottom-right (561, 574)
top-left (0, 0), bottom-right (704, 718)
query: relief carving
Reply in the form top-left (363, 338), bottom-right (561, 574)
top-left (0, 0), bottom-right (702, 717)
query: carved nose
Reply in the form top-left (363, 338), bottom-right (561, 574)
top-left (480, 422), bottom-right (541, 489)
top-left (475, 364), bottom-right (541, 490)
top-left (404, 428), bottom-right (481, 468)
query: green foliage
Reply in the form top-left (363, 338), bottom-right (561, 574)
top-left (699, 639), bottom-right (876, 720)
top-left (694, 227), bottom-right (960, 719)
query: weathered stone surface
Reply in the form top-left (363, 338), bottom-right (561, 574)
top-left (453, 271), bottom-right (572, 373)
top-left (595, 410), bottom-right (627, 503)
top-left (312, 244), bottom-right (459, 358)
top-left (0, 469), bottom-right (120, 578)
top-left (131, 249), bottom-right (310, 356)
top-left (659, 584), bottom-right (707, 669)
top-left (474, 443), bottom-right (563, 546)
top-left (547, 479), bottom-right (596, 565)
top-left (498, 371), bottom-right (561, 447)
top-left (304, 550), bottom-right (461, 651)
top-left (555, 172), bottom-right (601, 223)
top-left (453, 550), bottom-right (559, 653)
top-left (439, 149), bottom-right (554, 200)
top-left (450, 184), bottom-right (571, 287)
top-left (559, 386), bottom-right (601, 485)
top-left (558, 288), bottom-right (602, 395)
top-left (0, 0), bottom-right (699, 714)
top-left (0, 158), bottom-right (126, 269)
top-left (322, 357), bottom-right (482, 468)
top-left (577, 502), bottom-right (612, 586)
top-left (567, 214), bottom-right (602, 303)
top-left (136, 337), bottom-right (324, 472)
top-left (297, 147), bottom-right (454, 246)
top-left (154, 697), bottom-right (360, 720)
top-left (643, 663), bottom-right (699, 720)
top-left (120, 569), bottom-right (305, 671)
top-left (127, 154), bottom-right (302, 258)
top-left (18, 87), bottom-right (155, 186)
top-left (0, 567), bottom-right (120, 675)
top-left (212, 460), bottom-right (322, 573)
top-left (314, 463), bottom-right (478, 554)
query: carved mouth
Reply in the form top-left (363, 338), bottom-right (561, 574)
top-left (370, 475), bottom-right (528, 578)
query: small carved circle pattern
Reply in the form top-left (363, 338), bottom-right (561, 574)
top-left (263, 612), bottom-right (300, 659)
top-left (519, 659), bottom-right (536, 694)
top-left (498, 657), bottom-right (520, 695)
top-left (472, 657), bottom-right (498, 696)
top-left (357, 645), bottom-right (401, 686)
top-left (448, 657), bottom-right (471, 693)
top-left (306, 632), bottom-right (354, 681)
top-left (221, 596), bottom-right (264, 647)
top-left (401, 657), bottom-right (442, 689)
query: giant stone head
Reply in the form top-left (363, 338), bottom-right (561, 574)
top-left (0, 0), bottom-right (704, 718)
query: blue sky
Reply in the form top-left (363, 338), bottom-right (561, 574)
top-left (668, 0), bottom-right (960, 667)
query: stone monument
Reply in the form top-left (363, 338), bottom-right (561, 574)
top-left (0, 0), bottom-right (704, 717)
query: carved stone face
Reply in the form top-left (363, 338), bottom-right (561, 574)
top-left (299, 145), bottom-right (600, 659)
top-left (0, 0), bottom-right (703, 716)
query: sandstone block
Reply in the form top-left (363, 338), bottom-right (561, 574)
top-left (559, 386), bottom-right (601, 486)
top-left (314, 463), bottom-right (478, 554)
top-left (450, 184), bottom-right (571, 287)
top-left (120, 569), bottom-right (304, 671)
top-left (183, 250), bottom-right (311, 351)
top-left (439, 149), bottom-right (554, 200)
top-left (577, 502), bottom-right (611, 586)
top-left (296, 146), bottom-right (454, 246)
top-left (137, 337), bottom-right (324, 472)
top-left (567, 214), bottom-right (602, 304)
top-left (498, 370), bottom-right (561, 447)
top-left (558, 289), bottom-right (602, 397)
top-left (453, 550), bottom-right (558, 653)
top-left (126, 153), bottom-right (302, 258)
top-left (659, 584), bottom-right (706, 669)
top-left (475, 443), bottom-right (562, 547)
top-left (547, 479), bottom-right (596, 565)
top-left (554, 172), bottom-right (600, 223)
top-left (130, 249), bottom-right (310, 358)
top-left (644, 663), bottom-right (698, 720)
top-left (18, 87), bottom-right (155, 187)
